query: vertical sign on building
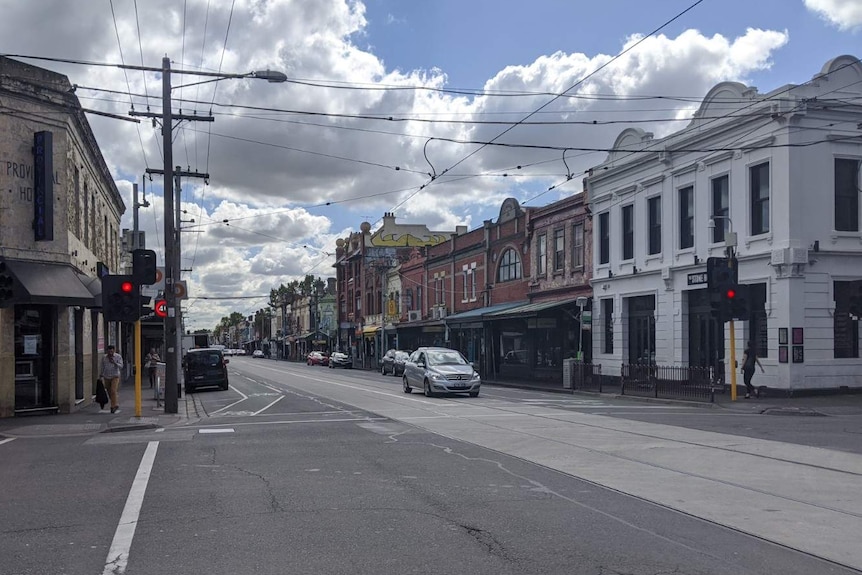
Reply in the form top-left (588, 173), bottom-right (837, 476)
top-left (33, 131), bottom-right (54, 241)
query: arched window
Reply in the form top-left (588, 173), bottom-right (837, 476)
top-left (498, 249), bottom-right (522, 282)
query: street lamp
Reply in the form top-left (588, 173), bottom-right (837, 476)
top-left (127, 57), bottom-right (286, 413)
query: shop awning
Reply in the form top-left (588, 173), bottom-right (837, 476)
top-left (4, 259), bottom-right (96, 307)
top-left (445, 301), bottom-right (528, 324)
top-left (362, 326), bottom-right (380, 336)
top-left (77, 272), bottom-right (102, 307)
top-left (485, 297), bottom-right (580, 319)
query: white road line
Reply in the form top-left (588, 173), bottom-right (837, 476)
top-left (253, 395), bottom-right (285, 415)
top-left (183, 416), bottom-right (387, 429)
top-left (0, 437), bottom-right (16, 446)
top-left (199, 428), bottom-right (235, 434)
top-left (210, 385), bottom-right (250, 415)
top-left (102, 441), bottom-right (159, 575)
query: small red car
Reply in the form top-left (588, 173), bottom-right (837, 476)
top-left (307, 351), bottom-right (329, 366)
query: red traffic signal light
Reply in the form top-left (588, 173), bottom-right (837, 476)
top-left (726, 288), bottom-right (736, 299)
top-left (120, 281), bottom-right (134, 293)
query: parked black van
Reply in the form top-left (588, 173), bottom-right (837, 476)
top-left (182, 348), bottom-right (230, 393)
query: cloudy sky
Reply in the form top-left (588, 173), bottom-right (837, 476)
top-left (1, 0), bottom-right (860, 331)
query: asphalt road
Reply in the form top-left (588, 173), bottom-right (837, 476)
top-left (1, 358), bottom-right (860, 575)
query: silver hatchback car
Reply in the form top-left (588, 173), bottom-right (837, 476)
top-left (402, 347), bottom-right (480, 397)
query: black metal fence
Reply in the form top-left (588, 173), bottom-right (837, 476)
top-left (620, 364), bottom-right (717, 403)
top-left (570, 361), bottom-right (604, 392)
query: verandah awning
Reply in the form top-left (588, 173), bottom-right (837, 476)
top-left (484, 297), bottom-right (581, 320)
top-left (444, 301), bottom-right (528, 324)
top-left (3, 259), bottom-right (96, 307)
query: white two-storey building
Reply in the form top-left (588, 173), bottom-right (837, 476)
top-left (586, 55), bottom-right (862, 393)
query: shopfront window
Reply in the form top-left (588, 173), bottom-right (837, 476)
top-left (532, 317), bottom-right (561, 368)
top-left (14, 305), bottom-right (54, 410)
top-left (499, 320), bottom-right (527, 369)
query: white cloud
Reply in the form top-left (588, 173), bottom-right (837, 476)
top-left (804, 0), bottom-right (862, 30)
top-left (0, 1), bottom-right (793, 328)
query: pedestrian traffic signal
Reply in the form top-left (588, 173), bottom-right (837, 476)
top-left (0, 258), bottom-right (18, 307)
top-left (102, 274), bottom-right (140, 322)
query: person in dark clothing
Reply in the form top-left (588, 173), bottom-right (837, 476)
top-left (741, 341), bottom-right (764, 398)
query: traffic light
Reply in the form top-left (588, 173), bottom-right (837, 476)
top-left (707, 257), bottom-right (736, 322)
top-left (132, 249), bottom-right (157, 285)
top-left (102, 274), bottom-right (140, 322)
top-left (0, 258), bottom-right (17, 307)
top-left (726, 283), bottom-right (750, 321)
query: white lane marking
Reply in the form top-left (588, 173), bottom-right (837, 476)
top-left (102, 441), bottom-right (159, 575)
top-left (210, 385), bottom-right (250, 415)
top-left (253, 364), bottom-right (444, 405)
top-left (258, 382), bottom-right (283, 394)
top-left (199, 428), bottom-right (235, 434)
top-left (184, 417), bottom-right (386, 429)
top-left (0, 437), bottom-right (16, 446)
top-left (252, 395), bottom-right (285, 416)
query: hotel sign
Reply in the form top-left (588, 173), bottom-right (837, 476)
top-left (687, 272), bottom-right (708, 286)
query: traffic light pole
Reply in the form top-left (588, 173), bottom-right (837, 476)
top-left (728, 249), bottom-right (738, 401)
top-left (134, 319), bottom-right (142, 417)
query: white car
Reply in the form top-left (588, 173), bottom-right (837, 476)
top-left (252, 350), bottom-right (265, 358)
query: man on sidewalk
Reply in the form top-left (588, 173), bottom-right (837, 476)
top-left (100, 345), bottom-right (124, 414)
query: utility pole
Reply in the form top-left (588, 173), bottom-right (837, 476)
top-left (126, 57), bottom-right (285, 413)
top-left (132, 58), bottom-right (213, 413)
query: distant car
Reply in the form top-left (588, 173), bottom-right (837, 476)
top-left (182, 348), bottom-right (229, 393)
top-left (307, 351), bottom-right (329, 366)
top-left (237, 349), bottom-right (247, 356)
top-left (403, 347), bottom-right (480, 397)
top-left (223, 348), bottom-right (235, 356)
top-left (328, 351), bottom-right (353, 369)
top-left (252, 350), bottom-right (265, 358)
top-left (381, 349), bottom-right (410, 376)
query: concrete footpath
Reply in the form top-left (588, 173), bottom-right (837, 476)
top-left (0, 376), bottom-right (198, 438)
top-left (485, 377), bottom-right (862, 416)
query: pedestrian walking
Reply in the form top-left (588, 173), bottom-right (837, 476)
top-left (145, 347), bottom-right (161, 388)
top-left (100, 345), bottom-right (124, 413)
top-left (741, 341), bottom-right (764, 399)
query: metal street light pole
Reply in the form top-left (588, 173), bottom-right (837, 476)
top-left (124, 57), bottom-right (287, 413)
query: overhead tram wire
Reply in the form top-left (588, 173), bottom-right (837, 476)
top-left (381, 0), bottom-right (709, 218)
top-left (72, 84), bottom-right (862, 124)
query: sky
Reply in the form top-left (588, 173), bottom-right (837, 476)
top-left (1, 0), bottom-right (860, 332)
